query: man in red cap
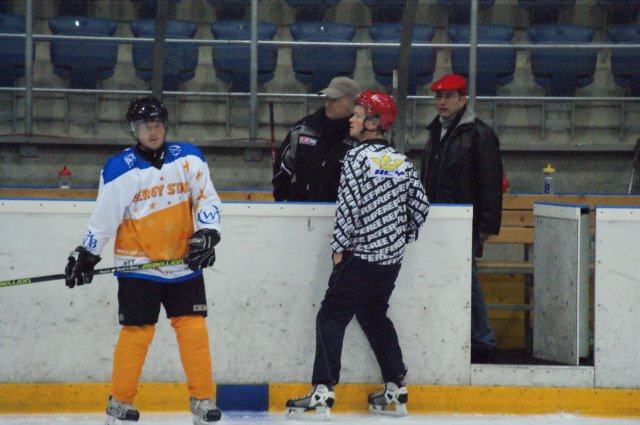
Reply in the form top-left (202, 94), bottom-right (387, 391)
top-left (420, 74), bottom-right (504, 364)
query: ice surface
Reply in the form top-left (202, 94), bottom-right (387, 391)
top-left (0, 412), bottom-right (638, 425)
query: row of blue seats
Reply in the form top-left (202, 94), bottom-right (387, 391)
top-left (1, 15), bottom-right (639, 96)
top-left (49, 0), bottom-right (640, 24)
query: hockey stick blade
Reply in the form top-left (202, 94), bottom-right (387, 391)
top-left (0, 259), bottom-right (185, 288)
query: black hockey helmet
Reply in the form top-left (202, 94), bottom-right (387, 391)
top-left (126, 96), bottom-right (168, 124)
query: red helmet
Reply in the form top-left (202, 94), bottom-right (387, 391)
top-left (355, 91), bottom-right (397, 131)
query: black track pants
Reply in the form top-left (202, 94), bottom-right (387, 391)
top-left (311, 253), bottom-right (405, 385)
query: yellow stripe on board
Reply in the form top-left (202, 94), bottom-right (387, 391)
top-left (268, 384), bottom-right (640, 418)
top-left (1, 382), bottom-right (639, 418)
top-left (0, 383), bottom-right (204, 413)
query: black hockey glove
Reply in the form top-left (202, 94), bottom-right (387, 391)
top-left (186, 228), bottom-right (220, 271)
top-left (65, 246), bottom-right (101, 288)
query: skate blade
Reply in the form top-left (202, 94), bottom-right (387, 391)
top-left (192, 413), bottom-right (222, 424)
top-left (369, 403), bottom-right (408, 416)
top-left (105, 414), bottom-right (139, 424)
top-left (285, 406), bottom-right (331, 421)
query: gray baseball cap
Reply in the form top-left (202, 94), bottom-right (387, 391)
top-left (318, 77), bottom-right (361, 99)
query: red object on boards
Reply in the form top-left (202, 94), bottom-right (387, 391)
top-left (59, 166), bottom-right (72, 177)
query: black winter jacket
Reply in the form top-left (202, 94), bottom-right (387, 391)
top-left (272, 107), bottom-right (356, 202)
top-left (420, 106), bottom-right (503, 235)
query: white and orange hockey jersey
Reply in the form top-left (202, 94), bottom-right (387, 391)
top-left (80, 142), bottom-right (222, 282)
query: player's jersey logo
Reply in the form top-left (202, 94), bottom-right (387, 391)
top-left (124, 153), bottom-right (136, 169)
top-left (169, 145), bottom-right (182, 157)
top-left (82, 231), bottom-right (98, 249)
top-left (197, 206), bottom-right (221, 225)
top-left (367, 152), bottom-right (407, 178)
top-left (298, 135), bottom-right (317, 146)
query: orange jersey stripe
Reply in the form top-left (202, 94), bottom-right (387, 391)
top-left (115, 201), bottom-right (193, 261)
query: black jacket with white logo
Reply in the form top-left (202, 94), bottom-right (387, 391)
top-left (331, 139), bottom-right (430, 265)
top-left (272, 107), bottom-right (356, 202)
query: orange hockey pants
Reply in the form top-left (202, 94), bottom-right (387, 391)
top-left (109, 315), bottom-right (213, 403)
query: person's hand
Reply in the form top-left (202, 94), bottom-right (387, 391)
top-left (65, 246), bottom-right (101, 288)
top-left (332, 251), bottom-right (343, 266)
top-left (186, 229), bottom-right (220, 271)
top-left (479, 232), bottom-right (491, 242)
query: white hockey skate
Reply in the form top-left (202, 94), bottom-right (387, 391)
top-left (189, 396), bottom-right (222, 424)
top-left (368, 382), bottom-right (408, 416)
top-left (285, 384), bottom-right (334, 421)
top-left (104, 395), bottom-right (140, 425)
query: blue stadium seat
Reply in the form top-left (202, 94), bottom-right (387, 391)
top-left (0, 14), bottom-right (26, 88)
top-left (0, 13), bottom-right (27, 131)
top-left (518, 0), bottom-right (577, 25)
top-left (369, 23), bottom-right (436, 95)
top-left (360, 0), bottom-right (405, 23)
top-left (597, 0), bottom-right (640, 26)
top-left (132, 0), bottom-right (182, 19)
top-left (48, 16), bottom-right (118, 89)
top-left (437, 0), bottom-right (494, 25)
top-left (130, 19), bottom-right (198, 91)
top-left (448, 24), bottom-right (516, 95)
top-left (284, 0), bottom-right (341, 22)
top-left (210, 20), bottom-right (278, 92)
top-left (528, 25), bottom-right (597, 96)
top-left (206, 0), bottom-right (252, 20)
top-left (608, 24), bottom-right (640, 96)
top-left (290, 22), bottom-right (356, 92)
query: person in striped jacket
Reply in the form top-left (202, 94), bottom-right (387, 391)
top-left (286, 92), bottom-right (430, 419)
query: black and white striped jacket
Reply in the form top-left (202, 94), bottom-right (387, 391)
top-left (330, 139), bottom-right (430, 265)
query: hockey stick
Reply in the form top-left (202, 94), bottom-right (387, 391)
top-left (268, 100), bottom-right (276, 169)
top-left (0, 259), bottom-right (185, 288)
top-left (628, 138), bottom-right (640, 194)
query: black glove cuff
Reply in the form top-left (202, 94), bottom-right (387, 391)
top-left (73, 246), bottom-right (102, 264)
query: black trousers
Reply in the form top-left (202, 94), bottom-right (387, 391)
top-left (311, 253), bottom-right (405, 386)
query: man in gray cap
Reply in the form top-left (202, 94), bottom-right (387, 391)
top-left (272, 76), bottom-right (361, 202)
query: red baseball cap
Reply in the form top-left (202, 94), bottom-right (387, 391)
top-left (430, 74), bottom-right (467, 96)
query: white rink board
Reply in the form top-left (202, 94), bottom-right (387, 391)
top-left (594, 207), bottom-right (640, 389)
top-left (533, 203), bottom-right (590, 365)
top-left (0, 201), bottom-right (472, 385)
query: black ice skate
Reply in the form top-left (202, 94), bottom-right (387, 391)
top-left (189, 396), bottom-right (222, 424)
top-left (368, 382), bottom-right (408, 416)
top-left (105, 395), bottom-right (140, 425)
top-left (285, 384), bottom-right (335, 420)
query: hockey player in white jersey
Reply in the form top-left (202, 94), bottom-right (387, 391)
top-left (285, 91), bottom-right (429, 419)
top-left (64, 96), bottom-right (222, 425)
